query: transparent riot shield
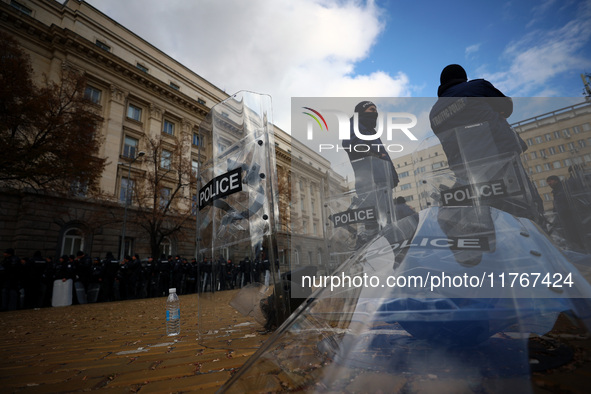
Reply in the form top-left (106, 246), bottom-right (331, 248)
top-left (416, 123), bottom-right (542, 223)
top-left (219, 201), bottom-right (591, 392)
top-left (196, 91), bottom-right (288, 347)
top-left (218, 98), bottom-right (591, 393)
top-left (555, 165), bottom-right (591, 253)
top-left (322, 157), bottom-right (397, 265)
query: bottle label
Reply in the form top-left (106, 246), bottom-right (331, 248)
top-left (166, 309), bottom-right (180, 321)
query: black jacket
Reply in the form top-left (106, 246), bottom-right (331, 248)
top-left (429, 79), bottom-right (526, 168)
top-left (343, 116), bottom-right (399, 190)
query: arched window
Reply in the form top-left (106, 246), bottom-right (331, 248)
top-left (62, 228), bottom-right (84, 256)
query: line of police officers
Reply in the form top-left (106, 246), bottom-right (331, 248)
top-left (1, 248), bottom-right (272, 311)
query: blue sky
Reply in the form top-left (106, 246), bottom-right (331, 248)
top-left (358, 0), bottom-right (590, 97)
top-left (85, 0), bottom-right (591, 131)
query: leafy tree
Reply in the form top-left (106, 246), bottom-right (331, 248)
top-left (0, 31), bottom-right (105, 193)
top-left (131, 136), bottom-right (197, 258)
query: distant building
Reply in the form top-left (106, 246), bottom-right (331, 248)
top-left (391, 101), bottom-right (591, 213)
top-left (514, 102), bottom-right (591, 211)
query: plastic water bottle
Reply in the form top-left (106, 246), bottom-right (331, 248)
top-left (166, 288), bottom-right (180, 336)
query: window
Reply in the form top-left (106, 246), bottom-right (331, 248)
top-left (539, 149), bottom-right (547, 157)
top-left (535, 165), bottom-right (542, 173)
top-left (558, 144), bottom-right (566, 153)
top-left (583, 123), bottom-right (591, 132)
top-left (399, 171), bottom-right (409, 178)
top-left (120, 177), bottom-right (135, 203)
top-left (62, 228), bottom-right (84, 257)
top-left (573, 126), bottom-right (581, 134)
top-left (578, 139), bottom-right (586, 148)
top-left (136, 63), bottom-right (149, 73)
top-left (95, 40), bottom-right (111, 52)
top-left (400, 183), bottom-right (412, 191)
top-left (123, 136), bottom-right (139, 158)
top-left (192, 159), bottom-right (199, 176)
top-left (552, 161), bottom-right (561, 169)
top-left (217, 142), bottom-right (226, 153)
top-left (127, 104), bottom-right (142, 122)
top-left (169, 82), bottom-right (180, 90)
top-left (121, 236), bottom-right (134, 258)
top-left (544, 193), bottom-right (552, 201)
top-left (535, 136), bottom-right (543, 144)
top-left (160, 187), bottom-right (172, 209)
top-left (562, 129), bottom-right (571, 138)
top-left (545, 134), bottom-right (552, 141)
top-left (313, 223), bottom-right (318, 235)
top-left (530, 151), bottom-right (537, 159)
top-left (548, 147), bottom-right (556, 155)
top-left (11, 1), bottom-right (32, 15)
top-left (526, 138), bottom-right (533, 146)
top-left (70, 179), bottom-right (88, 197)
top-left (568, 142), bottom-right (576, 151)
top-left (302, 221), bottom-right (308, 234)
top-left (564, 158), bottom-right (573, 167)
top-left (160, 238), bottom-right (172, 257)
top-left (192, 133), bottom-right (200, 147)
top-left (84, 85), bottom-right (101, 104)
top-left (161, 150), bottom-right (172, 169)
top-left (553, 131), bottom-right (561, 139)
top-left (197, 98), bottom-right (206, 105)
top-left (543, 163), bottom-right (551, 171)
top-left (404, 195), bottom-right (414, 202)
top-left (163, 120), bottom-right (175, 136)
top-left (539, 179), bottom-right (547, 187)
top-left (432, 162), bottom-right (445, 169)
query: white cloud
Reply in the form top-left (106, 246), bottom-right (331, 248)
top-left (465, 43), bottom-right (481, 58)
top-left (85, 0), bottom-right (411, 131)
top-left (484, 1), bottom-right (591, 96)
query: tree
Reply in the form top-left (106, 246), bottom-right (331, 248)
top-left (0, 31), bottom-right (105, 193)
top-left (131, 135), bottom-right (197, 258)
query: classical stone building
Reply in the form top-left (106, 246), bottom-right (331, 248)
top-left (0, 0), bottom-right (333, 269)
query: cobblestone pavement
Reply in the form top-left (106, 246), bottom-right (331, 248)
top-left (0, 290), bottom-right (269, 393)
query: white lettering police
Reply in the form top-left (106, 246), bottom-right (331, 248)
top-left (361, 236), bottom-right (489, 259)
top-left (199, 168), bottom-right (242, 210)
top-left (331, 207), bottom-right (376, 227)
top-left (441, 180), bottom-right (507, 206)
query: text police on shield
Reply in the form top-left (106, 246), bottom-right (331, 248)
top-left (199, 167), bottom-right (243, 210)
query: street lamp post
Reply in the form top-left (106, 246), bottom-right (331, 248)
top-left (120, 151), bottom-right (145, 260)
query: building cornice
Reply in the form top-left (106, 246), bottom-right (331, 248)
top-left (1, 2), bottom-right (210, 118)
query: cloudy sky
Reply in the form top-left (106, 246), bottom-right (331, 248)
top-left (84, 0), bottom-right (591, 131)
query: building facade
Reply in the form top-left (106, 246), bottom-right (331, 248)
top-left (0, 0), bottom-right (334, 269)
top-left (390, 100), bottom-right (591, 213)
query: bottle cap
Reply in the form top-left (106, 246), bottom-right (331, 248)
top-left (169, 288), bottom-right (176, 293)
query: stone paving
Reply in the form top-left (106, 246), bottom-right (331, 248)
top-left (3, 289), bottom-right (591, 393)
top-left (0, 290), bottom-right (269, 393)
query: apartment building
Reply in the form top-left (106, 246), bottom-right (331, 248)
top-left (515, 102), bottom-right (591, 211)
